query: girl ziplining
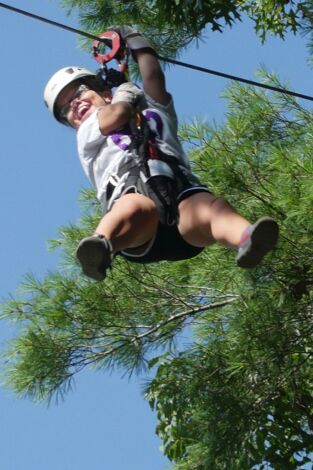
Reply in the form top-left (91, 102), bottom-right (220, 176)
top-left (44, 26), bottom-right (279, 281)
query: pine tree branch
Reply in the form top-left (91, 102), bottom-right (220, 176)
top-left (85, 297), bottom-right (238, 363)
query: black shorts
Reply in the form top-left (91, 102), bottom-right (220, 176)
top-left (120, 219), bottom-right (204, 263)
top-left (120, 183), bottom-right (210, 263)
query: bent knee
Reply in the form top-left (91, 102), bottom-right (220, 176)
top-left (177, 192), bottom-right (221, 246)
top-left (114, 193), bottom-right (159, 223)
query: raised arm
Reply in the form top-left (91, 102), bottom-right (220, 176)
top-left (111, 26), bottom-right (171, 106)
top-left (134, 50), bottom-right (171, 106)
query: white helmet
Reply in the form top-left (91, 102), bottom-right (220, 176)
top-left (44, 66), bottom-right (96, 121)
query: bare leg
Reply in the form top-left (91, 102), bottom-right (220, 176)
top-left (178, 192), bottom-right (250, 248)
top-left (95, 193), bottom-right (159, 252)
top-left (76, 191), bottom-right (278, 279)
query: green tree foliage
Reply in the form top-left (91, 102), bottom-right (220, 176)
top-left (145, 72), bottom-right (313, 469)
top-left (60, 0), bottom-right (313, 55)
top-left (1, 71), bottom-right (313, 468)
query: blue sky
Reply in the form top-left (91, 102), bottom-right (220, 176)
top-left (0, 2), bottom-right (312, 469)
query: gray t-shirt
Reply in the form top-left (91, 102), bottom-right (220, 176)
top-left (76, 82), bottom-right (189, 212)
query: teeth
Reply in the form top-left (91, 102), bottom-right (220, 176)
top-left (78, 104), bottom-right (89, 119)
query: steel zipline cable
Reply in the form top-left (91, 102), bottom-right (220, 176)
top-left (1, 1), bottom-right (313, 102)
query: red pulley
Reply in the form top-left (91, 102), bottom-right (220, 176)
top-left (92, 31), bottom-right (124, 64)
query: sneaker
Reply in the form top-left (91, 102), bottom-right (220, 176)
top-left (236, 217), bottom-right (279, 269)
top-left (76, 235), bottom-right (113, 280)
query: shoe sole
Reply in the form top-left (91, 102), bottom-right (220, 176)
top-left (236, 218), bottom-right (279, 268)
top-left (76, 238), bottom-right (111, 281)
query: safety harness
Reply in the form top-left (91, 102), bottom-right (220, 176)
top-left (130, 112), bottom-right (184, 225)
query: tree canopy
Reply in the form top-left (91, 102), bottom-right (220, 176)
top-left (1, 69), bottom-right (313, 468)
top-left (60, 0), bottom-right (313, 55)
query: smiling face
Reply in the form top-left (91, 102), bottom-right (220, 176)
top-left (55, 81), bottom-right (112, 128)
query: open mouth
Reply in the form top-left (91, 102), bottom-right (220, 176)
top-left (77, 103), bottom-right (91, 120)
